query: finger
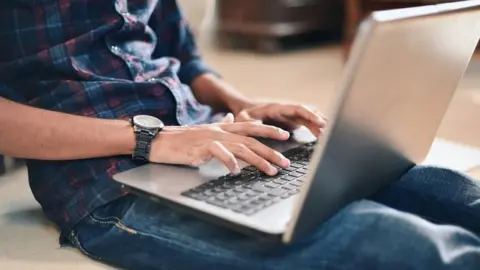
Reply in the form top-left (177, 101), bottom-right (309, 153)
top-left (224, 135), bottom-right (290, 168)
top-left (281, 105), bottom-right (327, 128)
top-left (270, 114), bottom-right (321, 137)
top-left (220, 113), bottom-right (235, 124)
top-left (207, 141), bottom-right (240, 174)
top-left (265, 114), bottom-right (301, 131)
top-left (288, 117), bottom-right (322, 137)
top-left (224, 142), bottom-right (278, 176)
top-left (234, 111), bottom-right (260, 123)
top-left (221, 122), bottom-right (290, 141)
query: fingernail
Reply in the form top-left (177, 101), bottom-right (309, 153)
top-left (282, 157), bottom-right (290, 167)
top-left (275, 152), bottom-right (290, 167)
top-left (278, 128), bottom-right (290, 137)
top-left (233, 165), bottom-right (241, 175)
top-left (269, 166), bottom-right (278, 175)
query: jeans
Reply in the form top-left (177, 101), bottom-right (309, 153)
top-left (66, 166), bottom-right (480, 269)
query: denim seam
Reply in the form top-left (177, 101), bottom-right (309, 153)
top-left (89, 214), bottom-right (138, 234)
top-left (69, 230), bottom-right (104, 261)
top-left (88, 213), bottom-right (256, 269)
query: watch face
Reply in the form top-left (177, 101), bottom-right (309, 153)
top-left (133, 115), bottom-right (164, 129)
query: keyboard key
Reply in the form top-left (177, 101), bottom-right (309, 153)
top-left (234, 186), bottom-right (247, 193)
top-left (215, 192), bottom-right (227, 200)
top-left (273, 179), bottom-right (288, 185)
top-left (251, 183), bottom-right (272, 193)
top-left (230, 204), bottom-right (247, 213)
top-left (213, 186), bottom-right (227, 193)
top-left (237, 193), bottom-right (250, 201)
top-left (281, 193), bottom-right (292, 199)
top-left (265, 182), bottom-right (280, 189)
top-left (289, 172), bottom-right (303, 178)
top-left (290, 163), bottom-right (303, 168)
top-left (263, 200), bottom-right (274, 207)
top-left (250, 198), bottom-right (265, 205)
top-left (203, 190), bottom-right (215, 196)
top-left (184, 192), bottom-right (208, 201)
top-left (297, 168), bottom-right (309, 174)
top-left (281, 175), bottom-right (296, 181)
top-left (290, 181), bottom-right (302, 187)
top-left (244, 208), bottom-right (259, 215)
top-left (243, 166), bottom-right (257, 172)
top-left (289, 189), bottom-right (301, 195)
top-left (299, 161), bottom-right (309, 165)
top-left (268, 188), bottom-right (288, 197)
top-left (246, 190), bottom-right (261, 197)
top-left (208, 200), bottom-right (228, 208)
top-left (222, 182), bottom-right (235, 189)
top-left (283, 167), bottom-right (295, 172)
top-left (225, 190), bottom-right (237, 196)
top-left (282, 184), bottom-right (296, 191)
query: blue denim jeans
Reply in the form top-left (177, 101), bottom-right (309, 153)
top-left (66, 166), bottom-right (480, 269)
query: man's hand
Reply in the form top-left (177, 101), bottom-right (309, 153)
top-left (234, 102), bottom-right (327, 137)
top-left (150, 119), bottom-right (291, 176)
top-left (190, 74), bottom-right (326, 136)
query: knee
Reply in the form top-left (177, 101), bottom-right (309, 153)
top-left (329, 201), bottom-right (480, 269)
top-left (400, 165), bottom-right (475, 186)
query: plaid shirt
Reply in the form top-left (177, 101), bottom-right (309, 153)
top-left (0, 0), bottom-right (216, 236)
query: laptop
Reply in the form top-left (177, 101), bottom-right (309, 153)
top-left (113, 1), bottom-right (480, 244)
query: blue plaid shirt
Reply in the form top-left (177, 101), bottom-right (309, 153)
top-left (0, 0), bottom-right (216, 235)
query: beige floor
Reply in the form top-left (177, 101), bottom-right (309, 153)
top-left (1, 39), bottom-right (480, 269)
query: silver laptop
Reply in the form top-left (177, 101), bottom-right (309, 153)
top-left (114, 1), bottom-right (480, 244)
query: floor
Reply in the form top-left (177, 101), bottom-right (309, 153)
top-left (1, 37), bottom-right (480, 269)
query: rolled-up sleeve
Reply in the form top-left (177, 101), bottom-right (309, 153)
top-left (150, 0), bottom-right (219, 86)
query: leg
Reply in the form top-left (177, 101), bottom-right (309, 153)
top-left (67, 195), bottom-right (480, 270)
top-left (371, 165), bottom-right (480, 234)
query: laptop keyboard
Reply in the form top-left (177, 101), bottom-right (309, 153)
top-left (181, 142), bottom-right (316, 216)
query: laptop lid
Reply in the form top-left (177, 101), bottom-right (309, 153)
top-left (283, 1), bottom-right (480, 243)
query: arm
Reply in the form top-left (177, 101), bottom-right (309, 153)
top-left (0, 97), bottom-right (135, 160)
top-left (150, 0), bottom-right (251, 113)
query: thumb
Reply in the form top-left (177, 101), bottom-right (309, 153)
top-left (220, 113), bottom-right (235, 123)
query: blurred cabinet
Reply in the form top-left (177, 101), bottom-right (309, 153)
top-left (216, 0), bottom-right (344, 52)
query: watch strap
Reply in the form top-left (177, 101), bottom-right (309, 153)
top-left (133, 129), bottom-right (157, 162)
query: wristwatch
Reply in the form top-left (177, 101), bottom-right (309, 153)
top-left (131, 115), bottom-right (164, 162)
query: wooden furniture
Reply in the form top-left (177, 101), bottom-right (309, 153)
top-left (343, 0), bottom-right (478, 59)
top-left (215, 0), bottom-right (344, 52)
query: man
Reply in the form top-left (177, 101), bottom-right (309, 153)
top-left (0, 0), bottom-right (480, 269)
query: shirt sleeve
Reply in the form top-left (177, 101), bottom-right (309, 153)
top-left (0, 84), bottom-right (24, 103)
top-left (149, 0), bottom-right (220, 86)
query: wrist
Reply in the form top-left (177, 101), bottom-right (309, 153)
top-left (149, 126), bottom-right (180, 164)
top-left (224, 96), bottom-right (253, 115)
top-left (191, 73), bottom-right (253, 114)
top-left (110, 119), bottom-right (136, 156)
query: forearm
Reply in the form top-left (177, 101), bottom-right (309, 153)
top-left (0, 98), bottom-right (135, 160)
top-left (191, 73), bottom-right (252, 114)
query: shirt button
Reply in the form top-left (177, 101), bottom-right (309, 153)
top-left (121, 11), bottom-right (130, 16)
top-left (111, 46), bottom-right (119, 52)
top-left (148, 78), bottom-right (158, 82)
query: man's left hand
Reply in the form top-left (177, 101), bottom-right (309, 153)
top-left (234, 102), bottom-right (327, 137)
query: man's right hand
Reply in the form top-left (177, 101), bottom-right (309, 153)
top-left (150, 115), bottom-right (291, 176)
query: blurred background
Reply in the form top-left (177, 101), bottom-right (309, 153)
top-left (0, 1), bottom-right (479, 269)
top-left (1, 0), bottom-right (479, 176)
top-left (184, 0), bottom-right (480, 165)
